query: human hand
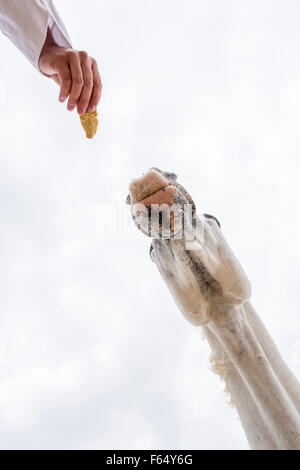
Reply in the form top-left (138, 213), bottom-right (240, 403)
top-left (39, 29), bottom-right (102, 115)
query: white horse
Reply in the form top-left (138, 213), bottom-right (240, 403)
top-left (127, 167), bottom-right (300, 450)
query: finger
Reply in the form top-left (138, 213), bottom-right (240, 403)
top-left (77, 54), bottom-right (94, 115)
top-left (56, 62), bottom-right (72, 102)
top-left (67, 53), bottom-right (84, 111)
top-left (88, 60), bottom-right (102, 112)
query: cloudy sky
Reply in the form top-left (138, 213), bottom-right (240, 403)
top-left (0, 0), bottom-right (300, 450)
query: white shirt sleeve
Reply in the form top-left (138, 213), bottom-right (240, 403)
top-left (0, 0), bottom-right (72, 71)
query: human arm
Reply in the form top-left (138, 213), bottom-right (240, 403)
top-left (0, 0), bottom-right (101, 114)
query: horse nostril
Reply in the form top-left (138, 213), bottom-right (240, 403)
top-left (125, 194), bottom-right (131, 205)
top-left (164, 172), bottom-right (178, 182)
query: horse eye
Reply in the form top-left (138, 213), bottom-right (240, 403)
top-left (149, 244), bottom-right (154, 262)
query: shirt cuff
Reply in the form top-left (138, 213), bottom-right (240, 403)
top-left (38, 14), bottom-right (72, 75)
top-left (0, 0), bottom-right (72, 72)
top-left (48, 15), bottom-right (71, 50)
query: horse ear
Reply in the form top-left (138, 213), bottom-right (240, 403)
top-left (203, 213), bottom-right (221, 228)
top-left (125, 194), bottom-right (131, 205)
